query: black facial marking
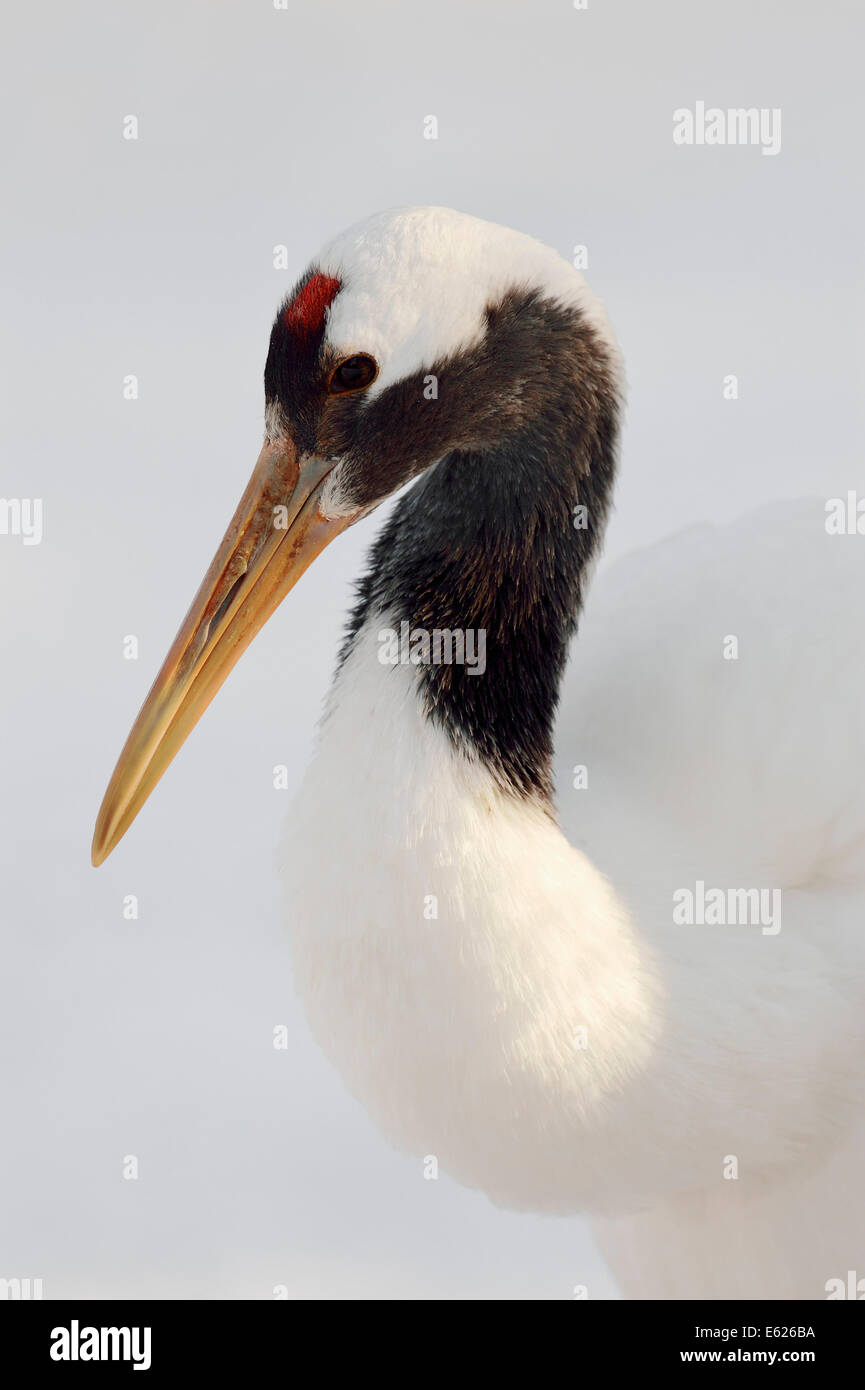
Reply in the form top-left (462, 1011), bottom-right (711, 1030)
top-left (264, 268), bottom-right (338, 454)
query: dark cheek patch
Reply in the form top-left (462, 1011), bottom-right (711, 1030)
top-left (284, 273), bottom-right (341, 336)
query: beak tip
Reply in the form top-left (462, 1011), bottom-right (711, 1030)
top-left (91, 810), bottom-right (115, 867)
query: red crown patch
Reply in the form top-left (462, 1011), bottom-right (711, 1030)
top-left (283, 273), bottom-right (341, 336)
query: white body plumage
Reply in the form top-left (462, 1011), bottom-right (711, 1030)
top-left (284, 498), bottom-right (865, 1298)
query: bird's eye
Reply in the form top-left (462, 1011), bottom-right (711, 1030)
top-left (328, 354), bottom-right (378, 394)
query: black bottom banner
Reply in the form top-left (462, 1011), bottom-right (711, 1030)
top-left (1, 1298), bottom-right (859, 1376)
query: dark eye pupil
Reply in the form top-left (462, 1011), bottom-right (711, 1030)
top-left (331, 355), bottom-right (376, 392)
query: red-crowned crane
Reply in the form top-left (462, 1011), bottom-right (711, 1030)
top-left (92, 207), bottom-right (865, 1300)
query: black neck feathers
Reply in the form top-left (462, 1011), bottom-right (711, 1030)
top-left (341, 295), bottom-right (620, 802)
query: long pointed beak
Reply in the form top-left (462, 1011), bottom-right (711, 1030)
top-left (91, 440), bottom-right (349, 866)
